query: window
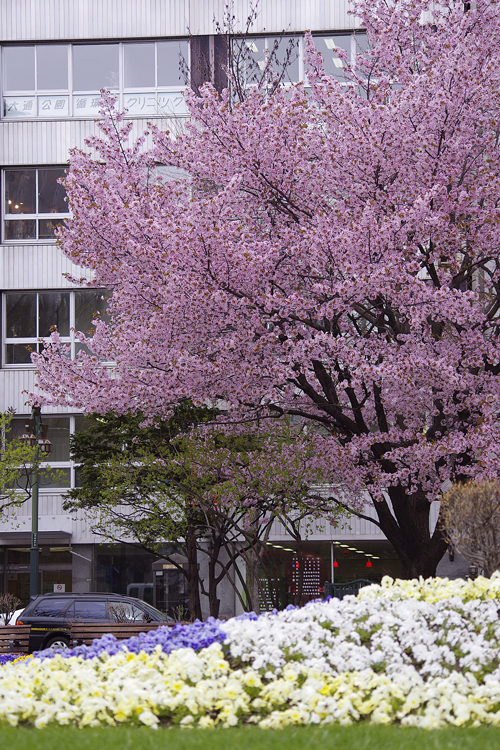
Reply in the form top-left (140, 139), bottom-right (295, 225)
top-left (8, 414), bottom-right (92, 490)
top-left (2, 40), bottom-right (189, 119)
top-left (313, 33), bottom-right (369, 80)
top-left (3, 289), bottom-right (108, 365)
top-left (236, 36), bottom-right (301, 85)
top-left (73, 44), bottom-right (119, 93)
top-left (232, 32), bottom-right (368, 89)
top-left (3, 167), bottom-right (69, 241)
top-left (108, 601), bottom-right (150, 622)
top-left (31, 598), bottom-right (72, 617)
top-left (67, 600), bottom-right (108, 621)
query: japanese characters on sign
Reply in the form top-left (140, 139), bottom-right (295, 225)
top-left (4, 92), bottom-right (187, 119)
top-left (38, 96), bottom-right (70, 116)
top-left (4, 96), bottom-right (36, 117)
top-left (123, 92), bottom-right (188, 116)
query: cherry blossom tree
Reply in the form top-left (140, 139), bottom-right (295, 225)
top-left (34, 0), bottom-right (500, 577)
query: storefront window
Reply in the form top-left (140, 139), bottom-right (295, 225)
top-left (258, 540), bottom-right (401, 611)
top-left (1, 545), bottom-right (72, 604)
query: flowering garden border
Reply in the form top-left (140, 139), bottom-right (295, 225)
top-left (3, 576), bottom-right (500, 729)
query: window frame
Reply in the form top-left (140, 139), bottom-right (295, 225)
top-left (2, 166), bottom-right (70, 243)
top-left (231, 31), bottom-right (368, 89)
top-left (1, 40), bottom-right (189, 120)
top-left (8, 414), bottom-right (89, 491)
top-left (2, 288), bottom-right (109, 367)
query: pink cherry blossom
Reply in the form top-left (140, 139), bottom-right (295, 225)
top-left (33, 0), bottom-right (500, 576)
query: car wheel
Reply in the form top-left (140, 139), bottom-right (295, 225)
top-left (44, 635), bottom-right (70, 651)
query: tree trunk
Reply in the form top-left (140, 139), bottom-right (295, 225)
top-left (207, 536), bottom-right (222, 618)
top-left (245, 544), bottom-right (261, 614)
top-left (373, 486), bottom-right (448, 578)
top-left (185, 526), bottom-right (203, 620)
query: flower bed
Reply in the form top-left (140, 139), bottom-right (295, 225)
top-left (3, 576), bottom-right (500, 729)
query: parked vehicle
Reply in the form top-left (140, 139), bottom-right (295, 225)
top-left (9, 608), bottom-right (24, 625)
top-left (17, 592), bottom-right (173, 652)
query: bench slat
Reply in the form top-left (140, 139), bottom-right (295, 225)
top-left (70, 622), bottom-right (169, 647)
top-left (0, 625), bottom-right (31, 654)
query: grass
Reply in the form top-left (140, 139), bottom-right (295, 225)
top-left (1, 724), bottom-right (500, 750)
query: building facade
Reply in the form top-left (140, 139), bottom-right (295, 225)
top-left (0, 0), bottom-right (465, 617)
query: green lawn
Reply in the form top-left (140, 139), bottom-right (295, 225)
top-left (1, 724), bottom-right (500, 750)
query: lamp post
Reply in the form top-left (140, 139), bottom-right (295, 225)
top-left (20, 407), bottom-right (52, 599)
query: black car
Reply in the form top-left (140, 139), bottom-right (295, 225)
top-left (17, 592), bottom-right (173, 652)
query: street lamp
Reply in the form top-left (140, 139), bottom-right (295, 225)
top-left (20, 407), bottom-right (52, 599)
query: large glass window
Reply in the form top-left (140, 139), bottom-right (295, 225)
top-left (31, 597), bottom-right (72, 617)
top-left (3, 289), bottom-right (109, 365)
top-left (3, 167), bottom-right (69, 241)
top-left (37, 45), bottom-right (69, 90)
top-left (67, 600), bottom-right (108, 621)
top-left (235, 36), bottom-right (301, 87)
top-left (2, 40), bottom-right (188, 119)
top-left (73, 44), bottom-right (120, 92)
top-left (124, 43), bottom-right (156, 88)
top-left (3, 45), bottom-right (35, 91)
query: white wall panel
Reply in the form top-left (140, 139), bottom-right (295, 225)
top-left (0, 368), bottom-right (36, 412)
top-left (0, 117), bottom-right (176, 166)
top-left (0, 244), bottom-right (91, 289)
top-left (0, 120), bottom-right (93, 165)
top-left (71, 516), bottom-right (101, 543)
top-left (239, 0), bottom-right (357, 35)
top-left (0, 0), bottom-right (356, 41)
top-left (0, 368), bottom-right (76, 414)
top-left (0, 495), bottom-right (99, 544)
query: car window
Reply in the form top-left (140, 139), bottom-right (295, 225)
top-left (108, 601), bottom-right (149, 623)
top-left (66, 600), bottom-right (108, 621)
top-left (30, 598), bottom-right (72, 617)
top-left (140, 601), bottom-right (170, 621)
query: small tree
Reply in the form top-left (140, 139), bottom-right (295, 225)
top-left (440, 481), bottom-right (500, 577)
top-left (0, 593), bottom-right (22, 626)
top-left (67, 407), bottom-right (339, 617)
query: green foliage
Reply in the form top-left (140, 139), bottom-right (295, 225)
top-left (64, 403), bottom-right (216, 550)
top-left (66, 403), bottom-right (337, 549)
top-left (65, 404), bottom-right (341, 615)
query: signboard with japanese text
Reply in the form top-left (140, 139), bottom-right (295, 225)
top-left (4, 91), bottom-right (187, 119)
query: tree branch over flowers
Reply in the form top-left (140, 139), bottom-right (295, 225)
top-left (33, 0), bottom-right (500, 577)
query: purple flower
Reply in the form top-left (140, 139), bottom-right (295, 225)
top-left (0, 654), bottom-right (19, 665)
top-left (33, 618), bottom-right (228, 660)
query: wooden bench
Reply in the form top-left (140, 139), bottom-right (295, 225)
top-left (70, 622), bottom-right (170, 647)
top-left (0, 625), bottom-right (31, 654)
